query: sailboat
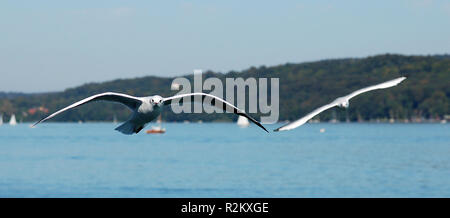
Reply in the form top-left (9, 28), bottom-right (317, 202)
top-left (113, 115), bottom-right (118, 124)
top-left (9, 114), bottom-right (17, 126)
top-left (237, 115), bottom-right (250, 128)
top-left (0, 114), bottom-right (3, 125)
top-left (146, 115), bottom-right (166, 134)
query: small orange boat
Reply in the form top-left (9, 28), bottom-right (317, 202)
top-left (146, 127), bottom-right (166, 134)
top-left (146, 115), bottom-right (166, 134)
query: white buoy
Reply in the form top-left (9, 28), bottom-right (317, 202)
top-left (237, 115), bottom-right (250, 128)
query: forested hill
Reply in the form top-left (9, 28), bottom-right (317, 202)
top-left (0, 54), bottom-right (449, 123)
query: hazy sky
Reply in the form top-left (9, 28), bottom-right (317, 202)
top-left (1, 0), bottom-right (449, 92)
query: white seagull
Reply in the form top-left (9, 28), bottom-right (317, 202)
top-left (274, 77), bottom-right (406, 132)
top-left (33, 92), bottom-right (268, 134)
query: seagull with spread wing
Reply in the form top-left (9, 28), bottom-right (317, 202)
top-left (33, 92), bottom-right (268, 134)
top-left (274, 77), bottom-right (407, 132)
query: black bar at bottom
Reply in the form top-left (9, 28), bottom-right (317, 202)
top-left (0, 198), bottom-right (447, 216)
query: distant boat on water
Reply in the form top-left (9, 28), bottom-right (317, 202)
top-left (9, 114), bottom-right (17, 126)
top-left (237, 115), bottom-right (250, 128)
top-left (147, 115), bottom-right (165, 134)
top-left (0, 114), bottom-right (3, 125)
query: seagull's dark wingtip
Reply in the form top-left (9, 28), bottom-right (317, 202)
top-left (32, 117), bottom-right (46, 127)
top-left (256, 122), bottom-right (269, 133)
top-left (236, 112), bottom-right (269, 133)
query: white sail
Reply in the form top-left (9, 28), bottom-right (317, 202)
top-left (237, 115), bottom-right (250, 127)
top-left (0, 114), bottom-right (3, 125)
top-left (152, 115), bottom-right (163, 129)
top-left (156, 115), bottom-right (162, 124)
top-left (9, 114), bottom-right (17, 126)
top-left (149, 115), bottom-right (166, 132)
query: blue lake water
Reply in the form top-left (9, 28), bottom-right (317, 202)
top-left (0, 122), bottom-right (449, 197)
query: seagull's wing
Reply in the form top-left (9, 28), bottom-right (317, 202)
top-left (163, 92), bottom-right (268, 133)
top-left (33, 92), bottom-right (142, 127)
top-left (345, 77), bottom-right (406, 100)
top-left (274, 102), bottom-right (338, 132)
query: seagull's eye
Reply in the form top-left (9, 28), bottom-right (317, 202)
top-left (159, 100), bottom-right (162, 103)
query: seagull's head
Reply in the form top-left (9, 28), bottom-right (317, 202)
top-left (150, 95), bottom-right (164, 107)
top-left (339, 100), bottom-right (349, 108)
top-left (335, 97), bottom-right (350, 108)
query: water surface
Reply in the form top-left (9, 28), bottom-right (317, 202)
top-left (0, 123), bottom-right (449, 197)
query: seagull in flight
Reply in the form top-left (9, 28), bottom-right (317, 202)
top-left (274, 77), bottom-right (406, 132)
top-left (33, 92), bottom-right (268, 134)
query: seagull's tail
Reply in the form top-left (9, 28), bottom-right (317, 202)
top-left (115, 121), bottom-right (144, 135)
